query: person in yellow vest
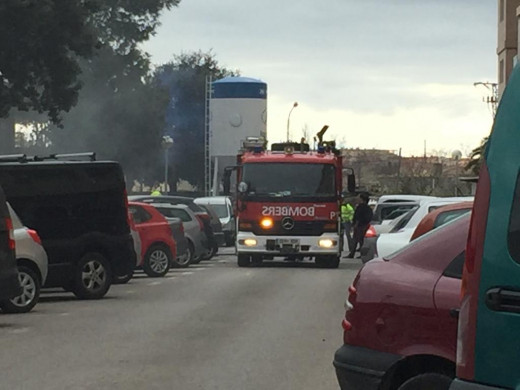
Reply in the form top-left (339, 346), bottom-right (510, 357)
top-left (341, 198), bottom-right (355, 254)
top-left (150, 182), bottom-right (162, 196)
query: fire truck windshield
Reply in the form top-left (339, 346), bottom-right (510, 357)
top-left (242, 163), bottom-right (335, 199)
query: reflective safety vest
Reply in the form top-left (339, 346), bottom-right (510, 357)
top-left (151, 190), bottom-right (162, 196)
top-left (341, 203), bottom-right (354, 222)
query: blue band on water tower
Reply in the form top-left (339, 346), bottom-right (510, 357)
top-left (212, 77), bottom-right (267, 99)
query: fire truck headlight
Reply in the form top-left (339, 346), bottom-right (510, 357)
top-left (244, 238), bottom-right (257, 247)
top-left (319, 239), bottom-right (336, 248)
top-left (260, 217), bottom-right (274, 229)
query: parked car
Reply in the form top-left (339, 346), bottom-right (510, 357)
top-left (129, 195), bottom-right (216, 257)
top-left (150, 203), bottom-right (207, 264)
top-left (128, 202), bottom-right (177, 277)
top-left (410, 201), bottom-right (473, 241)
top-left (0, 204), bottom-right (48, 313)
top-left (0, 155), bottom-right (136, 299)
top-left (0, 185), bottom-right (21, 301)
top-left (196, 203), bottom-right (224, 258)
top-left (334, 213), bottom-right (470, 390)
top-left (194, 196), bottom-right (236, 246)
top-left (451, 65), bottom-right (520, 390)
top-left (371, 195), bottom-right (437, 224)
top-left (371, 197), bottom-right (473, 261)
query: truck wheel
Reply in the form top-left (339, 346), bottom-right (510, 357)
top-left (0, 265), bottom-right (41, 313)
top-left (397, 373), bottom-right (452, 390)
top-left (237, 254), bottom-right (251, 267)
top-left (72, 252), bottom-right (112, 300)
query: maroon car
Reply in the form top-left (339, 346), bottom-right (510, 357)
top-left (333, 213), bottom-right (470, 390)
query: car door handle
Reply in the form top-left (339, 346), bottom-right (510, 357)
top-left (485, 287), bottom-right (520, 313)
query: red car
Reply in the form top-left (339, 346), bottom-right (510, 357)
top-left (334, 213), bottom-right (470, 390)
top-left (128, 202), bottom-right (177, 277)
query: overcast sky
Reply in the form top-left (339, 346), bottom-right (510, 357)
top-left (143, 0), bottom-right (497, 156)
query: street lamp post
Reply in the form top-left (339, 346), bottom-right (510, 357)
top-left (286, 102), bottom-right (298, 142)
top-left (162, 135), bottom-right (174, 194)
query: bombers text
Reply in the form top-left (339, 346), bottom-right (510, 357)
top-left (261, 206), bottom-right (315, 217)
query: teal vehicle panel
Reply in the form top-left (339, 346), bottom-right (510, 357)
top-left (474, 63), bottom-right (520, 388)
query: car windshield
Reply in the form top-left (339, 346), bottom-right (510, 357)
top-left (208, 204), bottom-right (228, 219)
top-left (242, 163), bottom-right (335, 197)
top-left (389, 207), bottom-right (418, 232)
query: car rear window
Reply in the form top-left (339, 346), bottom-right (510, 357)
top-left (434, 209), bottom-right (471, 229)
top-left (156, 207), bottom-right (191, 222)
top-left (129, 205), bottom-right (152, 224)
top-left (209, 204), bottom-right (229, 218)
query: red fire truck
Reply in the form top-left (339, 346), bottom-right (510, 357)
top-left (224, 131), bottom-right (355, 268)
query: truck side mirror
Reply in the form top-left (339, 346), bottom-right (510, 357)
top-left (222, 166), bottom-right (237, 196)
top-left (347, 172), bottom-right (356, 193)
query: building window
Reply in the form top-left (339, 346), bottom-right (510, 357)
top-left (500, 0), bottom-right (505, 22)
top-left (500, 59), bottom-right (505, 84)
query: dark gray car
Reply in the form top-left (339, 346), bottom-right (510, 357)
top-left (0, 185), bottom-right (21, 300)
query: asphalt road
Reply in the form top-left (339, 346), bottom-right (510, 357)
top-left (0, 248), bottom-right (361, 390)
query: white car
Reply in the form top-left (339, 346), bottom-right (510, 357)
top-left (375, 197), bottom-right (474, 258)
top-left (0, 204), bottom-right (48, 313)
top-left (194, 196), bottom-right (235, 246)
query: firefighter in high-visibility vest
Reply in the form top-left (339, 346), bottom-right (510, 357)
top-left (341, 198), bottom-right (355, 254)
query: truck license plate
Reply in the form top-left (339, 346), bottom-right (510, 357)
top-left (276, 239), bottom-right (300, 245)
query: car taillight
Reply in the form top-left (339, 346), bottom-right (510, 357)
top-left (365, 225), bottom-right (376, 238)
top-left (195, 216), bottom-right (204, 231)
top-left (199, 213), bottom-right (210, 222)
top-left (27, 229), bottom-right (42, 245)
top-left (5, 217), bottom-right (14, 250)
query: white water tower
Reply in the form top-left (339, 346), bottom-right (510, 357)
top-left (209, 77), bottom-right (267, 193)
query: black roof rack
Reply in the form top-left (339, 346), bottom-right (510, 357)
top-left (0, 152), bottom-right (97, 163)
top-left (34, 152), bottom-right (96, 162)
top-left (0, 154), bottom-right (27, 163)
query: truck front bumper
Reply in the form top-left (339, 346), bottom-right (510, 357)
top-left (236, 232), bottom-right (340, 256)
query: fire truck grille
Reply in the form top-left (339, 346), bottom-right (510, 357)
top-left (252, 220), bottom-right (332, 236)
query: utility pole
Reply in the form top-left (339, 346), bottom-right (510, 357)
top-left (474, 82), bottom-right (498, 117)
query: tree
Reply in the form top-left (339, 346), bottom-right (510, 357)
top-left (1, 0), bottom-right (180, 124)
top-left (153, 51), bottom-right (239, 190)
top-left (465, 136), bottom-right (489, 176)
top-left (0, 0), bottom-right (97, 122)
top-left (14, 0), bottom-right (182, 185)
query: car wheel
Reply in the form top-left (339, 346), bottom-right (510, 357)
top-left (237, 254), bottom-right (251, 267)
top-left (202, 242), bottom-right (218, 260)
top-left (72, 252), bottom-right (112, 300)
top-left (143, 244), bottom-right (171, 277)
top-left (315, 255), bottom-right (340, 269)
top-left (0, 265), bottom-right (41, 314)
top-left (176, 244), bottom-right (193, 268)
top-left (397, 373), bottom-right (452, 390)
